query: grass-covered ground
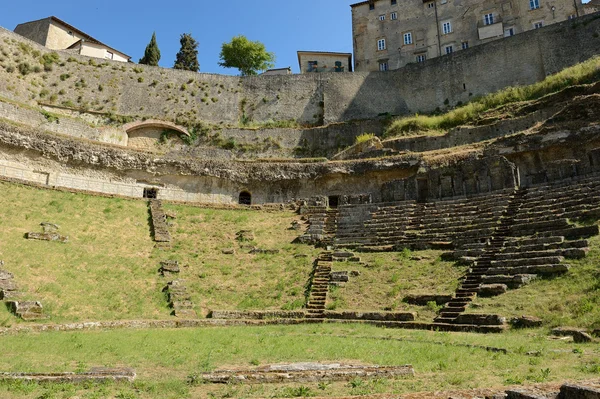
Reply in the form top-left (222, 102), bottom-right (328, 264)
top-left (328, 250), bottom-right (466, 321)
top-left (0, 181), bottom-right (318, 324)
top-left (0, 323), bottom-right (599, 398)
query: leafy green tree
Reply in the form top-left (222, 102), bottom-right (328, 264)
top-left (174, 33), bottom-right (199, 72)
top-left (218, 35), bottom-right (275, 76)
top-left (139, 32), bottom-right (161, 66)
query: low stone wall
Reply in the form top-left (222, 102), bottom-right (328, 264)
top-left (0, 368), bottom-right (136, 383)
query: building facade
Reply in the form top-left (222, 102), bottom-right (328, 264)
top-left (297, 51), bottom-right (353, 73)
top-left (14, 16), bottom-right (130, 62)
top-left (351, 0), bottom-right (583, 72)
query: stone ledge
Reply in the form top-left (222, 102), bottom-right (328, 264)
top-left (0, 368), bottom-right (136, 383)
top-left (197, 363), bottom-right (414, 384)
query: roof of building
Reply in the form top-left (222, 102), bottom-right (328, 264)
top-left (16, 16), bottom-right (130, 59)
top-left (350, 1), bottom-right (376, 8)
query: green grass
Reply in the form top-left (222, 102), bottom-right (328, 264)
top-left (330, 250), bottom-right (466, 320)
top-left (158, 203), bottom-right (320, 314)
top-left (0, 323), bottom-right (599, 398)
top-left (0, 181), bottom-right (320, 323)
top-left (384, 56), bottom-right (600, 138)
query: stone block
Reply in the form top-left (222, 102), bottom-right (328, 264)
top-left (236, 230), bottom-right (255, 242)
top-left (160, 260), bottom-right (180, 275)
top-left (40, 222), bottom-right (59, 232)
top-left (249, 248), bottom-right (279, 255)
top-left (511, 316), bottom-right (543, 329)
top-left (0, 269), bottom-right (14, 280)
top-left (221, 248), bottom-right (235, 255)
top-left (478, 284), bottom-right (508, 297)
top-left (330, 271), bottom-right (349, 282)
top-left (573, 331), bottom-right (594, 343)
top-left (454, 314), bottom-right (506, 326)
top-left (552, 326), bottom-right (587, 337)
top-left (559, 383), bottom-right (600, 398)
top-left (322, 310), bottom-right (416, 322)
top-left (26, 232), bottom-right (68, 243)
top-left (403, 294), bottom-right (453, 306)
top-left (506, 389), bottom-right (557, 399)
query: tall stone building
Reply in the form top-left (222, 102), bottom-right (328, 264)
top-left (351, 0), bottom-right (584, 72)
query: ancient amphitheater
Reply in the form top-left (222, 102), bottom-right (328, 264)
top-left (0, 12), bottom-right (600, 399)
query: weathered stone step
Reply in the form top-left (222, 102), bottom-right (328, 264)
top-left (490, 256), bottom-right (564, 267)
top-left (489, 264), bottom-right (570, 275)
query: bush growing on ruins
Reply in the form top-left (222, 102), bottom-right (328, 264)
top-left (173, 33), bottom-right (200, 72)
top-left (17, 62), bottom-right (30, 75)
top-left (355, 133), bottom-right (376, 145)
top-left (139, 32), bottom-right (161, 66)
top-left (218, 35), bottom-right (275, 76)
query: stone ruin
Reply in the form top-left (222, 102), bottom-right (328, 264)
top-left (26, 222), bottom-right (68, 243)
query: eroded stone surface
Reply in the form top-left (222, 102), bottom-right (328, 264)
top-left (197, 363), bottom-right (414, 384)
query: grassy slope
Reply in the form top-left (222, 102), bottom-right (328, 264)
top-left (330, 251), bottom-right (466, 321)
top-left (160, 202), bottom-right (320, 314)
top-left (0, 324), bottom-right (599, 398)
top-left (0, 181), bottom-right (318, 324)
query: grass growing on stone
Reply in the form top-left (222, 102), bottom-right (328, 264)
top-left (385, 55), bottom-right (600, 138)
top-left (0, 323), bottom-right (599, 398)
top-left (328, 250), bottom-right (466, 320)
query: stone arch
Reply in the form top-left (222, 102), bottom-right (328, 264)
top-left (123, 120), bottom-right (190, 150)
top-left (239, 191), bottom-right (252, 205)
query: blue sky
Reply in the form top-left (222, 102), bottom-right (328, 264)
top-left (2, 0), bottom-right (356, 74)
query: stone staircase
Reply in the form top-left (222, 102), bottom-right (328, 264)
top-left (436, 184), bottom-right (598, 326)
top-left (149, 199), bottom-right (171, 249)
top-left (159, 260), bottom-right (197, 318)
top-left (306, 252), bottom-right (333, 318)
top-left (322, 209), bottom-right (339, 247)
top-left (435, 188), bottom-right (527, 324)
top-left (1, 261), bottom-right (46, 321)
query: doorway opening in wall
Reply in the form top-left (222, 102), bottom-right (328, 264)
top-left (328, 195), bottom-right (340, 208)
top-left (239, 191), bottom-right (252, 205)
top-left (143, 188), bottom-right (158, 199)
top-left (417, 179), bottom-right (429, 203)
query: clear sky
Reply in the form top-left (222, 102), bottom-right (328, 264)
top-left (2, 0), bottom-right (356, 74)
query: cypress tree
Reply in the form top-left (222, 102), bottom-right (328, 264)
top-left (139, 32), bottom-right (161, 66)
top-left (173, 33), bottom-right (200, 72)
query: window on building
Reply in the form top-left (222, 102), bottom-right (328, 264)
top-left (442, 21), bottom-right (452, 34)
top-left (377, 38), bottom-right (386, 50)
top-left (416, 54), bottom-right (426, 63)
top-left (307, 61), bottom-right (318, 72)
top-left (461, 41), bottom-right (469, 49)
top-left (427, 2), bottom-right (435, 7)
top-left (379, 61), bottom-right (389, 71)
top-left (379, 14), bottom-right (385, 21)
top-left (529, 0), bottom-right (540, 9)
top-left (369, 2), bottom-right (375, 10)
top-left (533, 21), bottom-right (543, 28)
top-left (391, 12), bottom-right (398, 20)
top-left (504, 27), bottom-right (515, 36)
top-left (484, 13), bottom-right (494, 25)
top-left (391, 0), bottom-right (397, 4)
top-left (105, 51), bottom-right (114, 60)
top-left (441, 0), bottom-right (448, 4)
top-left (403, 32), bottom-right (413, 45)
top-left (445, 45), bottom-right (453, 54)
top-left (568, 14), bottom-right (576, 19)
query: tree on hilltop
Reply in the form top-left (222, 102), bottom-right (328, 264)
top-left (218, 35), bottom-right (275, 76)
top-left (174, 33), bottom-right (200, 72)
top-left (139, 32), bottom-right (161, 66)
